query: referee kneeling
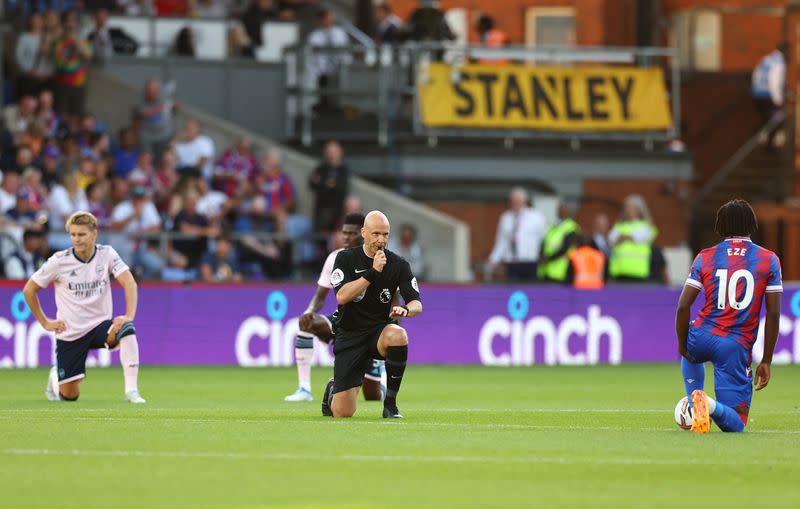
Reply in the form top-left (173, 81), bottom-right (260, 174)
top-left (322, 210), bottom-right (423, 418)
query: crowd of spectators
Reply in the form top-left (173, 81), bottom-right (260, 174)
top-left (1, 8), bottom-right (382, 282)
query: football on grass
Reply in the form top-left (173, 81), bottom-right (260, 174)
top-left (674, 396), bottom-right (693, 430)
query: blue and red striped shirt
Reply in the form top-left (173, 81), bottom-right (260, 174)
top-left (686, 238), bottom-right (782, 349)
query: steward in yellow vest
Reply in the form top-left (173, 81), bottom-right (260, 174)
top-left (608, 197), bottom-right (659, 281)
top-left (538, 202), bottom-right (581, 282)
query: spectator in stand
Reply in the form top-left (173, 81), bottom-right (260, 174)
top-left (3, 94), bottom-right (38, 145)
top-left (40, 144), bottom-right (63, 190)
top-left (196, 176), bottom-right (229, 223)
top-left (308, 140), bottom-right (348, 234)
top-left (250, 148), bottom-right (295, 234)
top-left (20, 120), bottom-right (47, 158)
top-left (128, 151), bottom-right (157, 191)
top-left (36, 89), bottom-right (61, 138)
top-left (200, 235), bottom-right (241, 282)
top-left (113, 127), bottom-right (141, 178)
top-left (752, 41), bottom-right (787, 147)
top-left (51, 11), bottom-right (92, 120)
top-left (5, 188), bottom-right (46, 243)
top-left (0, 172), bottom-right (21, 215)
top-left (134, 79), bottom-right (178, 159)
top-left (87, 8), bottom-right (113, 64)
top-left (590, 213), bottom-right (611, 258)
top-left (374, 3), bottom-right (403, 44)
top-left (13, 144), bottom-right (39, 175)
top-left (154, 147), bottom-right (180, 212)
top-left (76, 156), bottom-right (98, 189)
top-left (48, 170), bottom-right (89, 248)
top-left (404, 0), bottom-right (454, 43)
top-left (110, 185), bottom-right (164, 279)
top-left (486, 186), bottom-right (548, 282)
top-left (608, 194), bottom-right (659, 283)
top-left (213, 136), bottom-right (257, 197)
top-left (86, 180), bottom-right (111, 229)
top-left (175, 118), bottom-right (215, 181)
top-left (20, 167), bottom-right (47, 213)
top-left (82, 131), bottom-right (111, 161)
top-left (235, 195), bottom-right (292, 279)
top-left (242, 0), bottom-right (280, 48)
top-left (388, 223), bottom-right (426, 280)
top-left (308, 9), bottom-right (350, 113)
top-left (109, 177), bottom-right (130, 209)
top-left (15, 13), bottom-right (53, 97)
top-left (475, 14), bottom-right (509, 65)
top-left (43, 9), bottom-right (63, 44)
top-left (172, 26), bottom-right (196, 57)
top-left (3, 229), bottom-right (45, 280)
top-left (172, 189), bottom-right (218, 269)
top-left (227, 23), bottom-right (255, 59)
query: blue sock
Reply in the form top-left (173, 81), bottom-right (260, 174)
top-left (681, 357), bottom-right (705, 403)
top-left (710, 402), bottom-right (745, 432)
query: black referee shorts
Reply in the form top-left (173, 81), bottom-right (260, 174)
top-left (332, 322), bottom-right (388, 394)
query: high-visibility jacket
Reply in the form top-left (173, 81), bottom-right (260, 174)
top-left (538, 218), bottom-right (579, 282)
top-left (608, 220), bottom-right (657, 279)
top-left (569, 246), bottom-right (605, 289)
top-left (478, 29), bottom-right (510, 65)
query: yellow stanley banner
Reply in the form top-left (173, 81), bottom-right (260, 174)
top-left (418, 63), bottom-right (673, 131)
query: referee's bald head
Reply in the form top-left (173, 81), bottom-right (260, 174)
top-left (364, 210), bottom-right (390, 229)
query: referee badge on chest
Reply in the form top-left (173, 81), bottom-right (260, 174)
top-left (380, 288), bottom-right (392, 303)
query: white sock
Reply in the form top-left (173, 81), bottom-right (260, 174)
top-left (706, 394), bottom-right (717, 415)
top-left (49, 366), bottom-right (60, 397)
top-left (119, 335), bottom-right (140, 393)
top-left (380, 360), bottom-right (387, 388)
top-left (295, 333), bottom-right (314, 392)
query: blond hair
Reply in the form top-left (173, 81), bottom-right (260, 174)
top-left (65, 211), bottom-right (98, 232)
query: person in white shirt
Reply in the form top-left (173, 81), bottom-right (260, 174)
top-left (0, 171), bottom-right (20, 215)
top-left (22, 211), bottom-right (146, 403)
top-left (175, 118), bottom-right (215, 181)
top-left (487, 186), bottom-right (548, 281)
top-left (307, 9), bottom-right (350, 112)
top-left (110, 186), bottom-right (164, 279)
top-left (752, 42), bottom-right (787, 146)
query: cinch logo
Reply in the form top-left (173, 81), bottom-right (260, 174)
top-left (0, 291), bottom-right (111, 368)
top-left (478, 291), bottom-right (623, 366)
top-left (235, 290), bottom-right (334, 367)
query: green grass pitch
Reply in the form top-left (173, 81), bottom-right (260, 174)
top-left (1, 365), bottom-right (799, 509)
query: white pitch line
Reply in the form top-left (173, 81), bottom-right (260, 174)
top-left (1, 448), bottom-right (797, 467)
top-left (0, 414), bottom-right (798, 434)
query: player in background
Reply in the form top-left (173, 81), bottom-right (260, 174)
top-left (675, 199), bottom-right (781, 433)
top-left (22, 211), bottom-right (145, 403)
top-left (284, 213), bottom-right (387, 402)
top-left (322, 210), bottom-right (422, 418)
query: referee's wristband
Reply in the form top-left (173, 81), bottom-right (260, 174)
top-left (400, 305), bottom-right (409, 316)
top-left (362, 268), bottom-right (379, 283)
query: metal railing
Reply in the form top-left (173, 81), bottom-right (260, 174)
top-left (693, 110), bottom-right (788, 205)
top-left (285, 43), bottom-right (681, 147)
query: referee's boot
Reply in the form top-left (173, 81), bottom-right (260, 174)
top-left (382, 402), bottom-right (404, 419)
top-left (321, 377), bottom-right (334, 417)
